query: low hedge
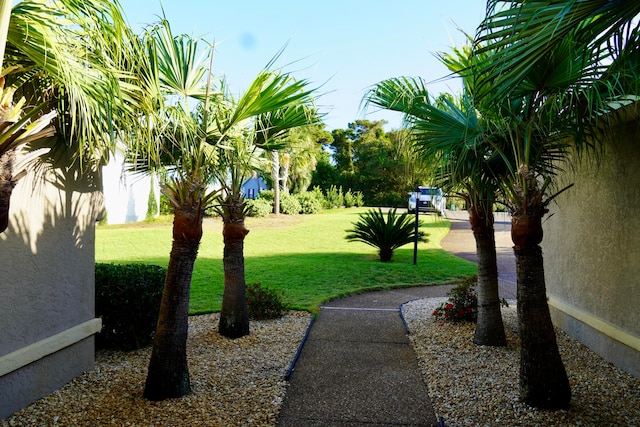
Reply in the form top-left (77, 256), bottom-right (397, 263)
top-left (95, 263), bottom-right (166, 351)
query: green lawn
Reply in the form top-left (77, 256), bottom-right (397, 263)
top-left (96, 208), bottom-right (476, 314)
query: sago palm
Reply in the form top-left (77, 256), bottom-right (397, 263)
top-left (345, 208), bottom-right (426, 262)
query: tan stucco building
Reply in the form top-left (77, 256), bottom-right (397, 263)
top-left (543, 106), bottom-right (640, 377)
top-left (0, 155), bottom-right (103, 418)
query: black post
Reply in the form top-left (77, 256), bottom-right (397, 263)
top-left (413, 188), bottom-right (419, 265)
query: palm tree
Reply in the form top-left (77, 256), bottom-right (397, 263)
top-left (0, 0), bottom-right (139, 233)
top-left (475, 0), bottom-right (640, 101)
top-left (364, 46), bottom-right (508, 347)
top-left (132, 20), bottom-right (319, 398)
top-left (471, 0), bottom-right (640, 409)
top-left (215, 96), bottom-right (319, 338)
top-left (125, 18), bottom-right (217, 401)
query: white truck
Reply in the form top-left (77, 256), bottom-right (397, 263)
top-left (408, 186), bottom-right (446, 215)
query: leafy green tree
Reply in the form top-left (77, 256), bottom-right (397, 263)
top-left (345, 207), bottom-right (426, 262)
top-left (322, 120), bottom-right (430, 206)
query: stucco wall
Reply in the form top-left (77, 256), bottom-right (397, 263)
top-left (0, 159), bottom-right (102, 418)
top-left (543, 118), bottom-right (640, 377)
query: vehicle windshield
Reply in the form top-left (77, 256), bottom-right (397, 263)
top-left (419, 188), bottom-right (441, 196)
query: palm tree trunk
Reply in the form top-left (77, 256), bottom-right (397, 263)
top-left (144, 207), bottom-right (203, 400)
top-left (271, 150), bottom-right (280, 215)
top-left (0, 150), bottom-right (16, 233)
top-left (512, 210), bottom-right (571, 409)
top-left (219, 219), bottom-right (250, 338)
top-left (469, 206), bottom-right (506, 346)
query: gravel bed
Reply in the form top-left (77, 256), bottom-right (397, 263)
top-left (402, 298), bottom-right (640, 426)
top-left (2, 311), bottom-right (312, 427)
top-left (4, 300), bottom-right (639, 426)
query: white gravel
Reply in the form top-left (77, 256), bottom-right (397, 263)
top-left (3, 299), bottom-right (639, 426)
top-left (402, 298), bottom-right (640, 426)
top-left (1, 312), bottom-right (312, 427)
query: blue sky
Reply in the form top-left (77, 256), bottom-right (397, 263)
top-left (119, 1), bottom-right (487, 130)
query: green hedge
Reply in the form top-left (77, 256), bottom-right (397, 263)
top-left (95, 263), bottom-right (166, 351)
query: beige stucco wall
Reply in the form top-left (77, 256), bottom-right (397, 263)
top-left (0, 156), bottom-right (103, 418)
top-left (543, 118), bottom-right (640, 377)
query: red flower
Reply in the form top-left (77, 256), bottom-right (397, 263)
top-left (458, 309), bottom-right (465, 318)
top-left (466, 307), bottom-right (472, 313)
top-left (445, 303), bottom-right (453, 310)
top-left (432, 310), bottom-right (438, 316)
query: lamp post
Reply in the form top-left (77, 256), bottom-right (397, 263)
top-left (413, 187), bottom-right (419, 265)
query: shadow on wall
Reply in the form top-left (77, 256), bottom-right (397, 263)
top-left (0, 160), bottom-right (102, 418)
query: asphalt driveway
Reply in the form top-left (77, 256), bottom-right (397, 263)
top-left (440, 210), bottom-right (517, 299)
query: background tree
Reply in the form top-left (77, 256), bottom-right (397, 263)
top-left (281, 123), bottom-right (331, 194)
top-left (317, 120), bottom-right (429, 206)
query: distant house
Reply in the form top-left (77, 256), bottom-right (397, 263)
top-left (101, 147), bottom-right (159, 224)
top-left (241, 173), bottom-right (268, 200)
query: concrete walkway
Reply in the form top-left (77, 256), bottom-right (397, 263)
top-left (277, 286), bottom-right (453, 426)
top-left (277, 211), bottom-right (516, 426)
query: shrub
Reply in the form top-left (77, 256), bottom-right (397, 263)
top-left (159, 194), bottom-right (173, 215)
top-left (345, 208), bottom-right (427, 262)
top-left (146, 181), bottom-right (158, 221)
top-left (431, 276), bottom-right (478, 322)
top-left (325, 185), bottom-right (344, 208)
top-left (352, 191), bottom-right (365, 207)
top-left (256, 189), bottom-right (274, 202)
top-left (246, 198), bottom-right (273, 217)
top-left (95, 263), bottom-right (166, 351)
top-left (344, 189), bottom-right (365, 208)
top-left (246, 282), bottom-right (286, 320)
top-left (295, 191), bottom-right (324, 214)
top-left (280, 194), bottom-right (302, 214)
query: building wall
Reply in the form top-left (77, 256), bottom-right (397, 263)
top-left (543, 118), bottom-right (640, 378)
top-left (101, 148), bottom-right (159, 224)
top-left (0, 159), bottom-right (102, 418)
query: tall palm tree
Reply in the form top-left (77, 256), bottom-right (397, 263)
top-left (475, 0), bottom-right (640, 101)
top-left (365, 46), bottom-right (508, 347)
top-left (215, 96), bottom-right (319, 338)
top-left (133, 20), bottom-right (318, 399)
top-left (128, 18), bottom-right (218, 401)
top-left (472, 0), bottom-right (640, 409)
